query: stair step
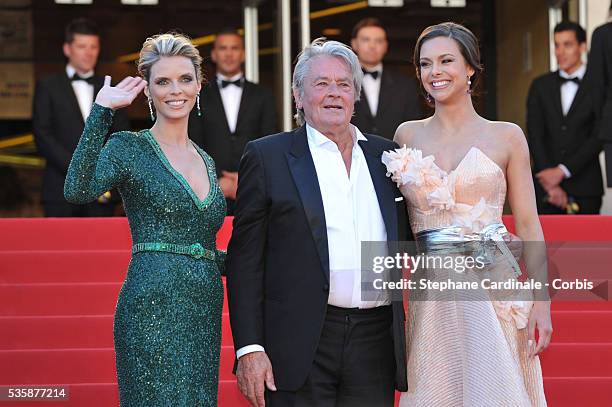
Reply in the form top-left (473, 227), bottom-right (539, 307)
top-left (0, 381), bottom-right (249, 407)
top-left (0, 251), bottom-right (130, 284)
top-left (0, 283), bottom-right (122, 316)
top-left (551, 301), bottom-right (612, 311)
top-left (0, 346), bottom-right (236, 383)
top-left (2, 378), bottom-right (609, 407)
top-left (0, 282), bottom-right (230, 317)
top-left (0, 314), bottom-right (233, 349)
top-left (540, 343), bottom-right (612, 377)
top-left (551, 311), bottom-right (612, 342)
top-left (0, 218), bottom-right (132, 251)
top-left (543, 377), bottom-right (612, 406)
top-left (0, 217), bottom-right (233, 251)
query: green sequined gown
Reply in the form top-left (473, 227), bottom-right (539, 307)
top-left (64, 104), bottom-right (226, 406)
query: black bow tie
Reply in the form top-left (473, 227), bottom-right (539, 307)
top-left (71, 73), bottom-right (95, 84)
top-left (558, 75), bottom-right (581, 85)
top-left (220, 78), bottom-right (243, 88)
top-left (362, 69), bottom-right (380, 80)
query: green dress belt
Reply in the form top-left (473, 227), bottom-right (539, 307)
top-left (132, 242), bottom-right (216, 261)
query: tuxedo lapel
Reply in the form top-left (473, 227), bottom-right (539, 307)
top-left (61, 73), bottom-right (85, 125)
top-left (550, 72), bottom-right (564, 118)
top-left (235, 80), bottom-right (250, 131)
top-left (376, 70), bottom-right (393, 122)
top-left (359, 138), bottom-right (398, 242)
top-left (286, 126), bottom-right (330, 282)
top-left (566, 80), bottom-right (587, 118)
top-left (359, 87), bottom-right (374, 119)
top-left (209, 81), bottom-right (233, 135)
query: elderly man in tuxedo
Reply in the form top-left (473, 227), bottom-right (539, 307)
top-left (33, 18), bottom-right (129, 217)
top-left (226, 39), bottom-right (411, 407)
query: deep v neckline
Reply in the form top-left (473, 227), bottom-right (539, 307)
top-left (428, 146), bottom-right (504, 177)
top-left (144, 130), bottom-right (217, 211)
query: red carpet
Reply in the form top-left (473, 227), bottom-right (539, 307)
top-left (0, 216), bottom-right (611, 406)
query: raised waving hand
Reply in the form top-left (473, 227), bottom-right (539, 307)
top-left (95, 75), bottom-right (147, 110)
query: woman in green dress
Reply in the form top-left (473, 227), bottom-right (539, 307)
top-left (64, 33), bottom-right (226, 406)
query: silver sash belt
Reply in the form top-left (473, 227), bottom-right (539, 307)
top-left (415, 223), bottom-right (522, 278)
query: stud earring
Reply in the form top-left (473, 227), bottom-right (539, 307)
top-left (196, 94), bottom-right (202, 117)
top-left (148, 98), bottom-right (155, 122)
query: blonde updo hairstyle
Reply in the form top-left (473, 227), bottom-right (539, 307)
top-left (137, 32), bottom-right (203, 84)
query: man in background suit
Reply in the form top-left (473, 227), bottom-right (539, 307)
top-left (350, 18), bottom-right (422, 140)
top-left (189, 28), bottom-right (276, 214)
top-left (527, 21), bottom-right (603, 214)
top-left (33, 18), bottom-right (129, 217)
top-left (587, 3), bottom-right (612, 187)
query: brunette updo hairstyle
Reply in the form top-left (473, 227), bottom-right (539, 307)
top-left (413, 22), bottom-right (483, 97)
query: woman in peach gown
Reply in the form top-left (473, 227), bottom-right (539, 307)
top-left (383, 23), bottom-right (552, 406)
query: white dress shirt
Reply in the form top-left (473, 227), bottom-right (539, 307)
top-left (236, 124), bottom-right (390, 359)
top-left (557, 64), bottom-right (586, 178)
top-left (362, 63), bottom-right (383, 117)
top-left (66, 64), bottom-right (94, 121)
top-left (306, 124), bottom-right (389, 309)
top-left (217, 73), bottom-right (244, 134)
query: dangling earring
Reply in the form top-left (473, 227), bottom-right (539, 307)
top-left (148, 98), bottom-right (155, 122)
top-left (196, 94), bottom-right (202, 117)
top-left (467, 75), bottom-right (473, 94)
top-left (425, 93), bottom-right (433, 104)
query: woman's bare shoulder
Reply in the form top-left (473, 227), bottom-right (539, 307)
top-left (487, 120), bottom-right (528, 151)
top-left (394, 118), bottom-right (430, 147)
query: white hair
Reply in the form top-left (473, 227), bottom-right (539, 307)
top-left (292, 38), bottom-right (363, 126)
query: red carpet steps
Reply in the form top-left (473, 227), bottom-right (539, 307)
top-left (1, 217), bottom-right (611, 406)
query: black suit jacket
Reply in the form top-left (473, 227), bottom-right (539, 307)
top-left (587, 22), bottom-right (612, 186)
top-left (188, 79), bottom-right (277, 176)
top-left (226, 126), bottom-right (411, 392)
top-left (33, 72), bottom-right (130, 203)
top-left (351, 68), bottom-right (422, 140)
top-left (526, 70), bottom-right (603, 200)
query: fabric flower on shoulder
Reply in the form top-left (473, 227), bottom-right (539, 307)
top-left (382, 146), bottom-right (443, 188)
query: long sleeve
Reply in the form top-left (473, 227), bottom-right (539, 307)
top-left (225, 141), bottom-right (268, 351)
top-left (587, 27), bottom-right (606, 114)
top-left (64, 103), bottom-right (129, 204)
top-left (259, 88), bottom-right (278, 137)
top-left (526, 81), bottom-right (552, 171)
top-left (33, 80), bottom-right (74, 174)
top-left (563, 116), bottom-right (603, 175)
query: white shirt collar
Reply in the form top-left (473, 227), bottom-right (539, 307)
top-left (363, 63), bottom-right (383, 74)
top-left (306, 123), bottom-right (367, 149)
top-left (560, 63), bottom-right (586, 80)
top-left (217, 72), bottom-right (244, 82)
top-left (66, 64), bottom-right (94, 79)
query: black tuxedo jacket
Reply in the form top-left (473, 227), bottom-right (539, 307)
top-left (226, 125), bottom-right (411, 392)
top-left (33, 72), bottom-right (130, 203)
top-left (587, 22), bottom-right (612, 186)
top-left (188, 79), bottom-right (277, 176)
top-left (351, 68), bottom-right (422, 140)
top-left (526, 70), bottom-right (603, 199)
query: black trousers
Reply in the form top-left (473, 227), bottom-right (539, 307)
top-left (44, 201), bottom-right (115, 217)
top-left (537, 196), bottom-right (602, 214)
top-left (266, 305), bottom-right (395, 407)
